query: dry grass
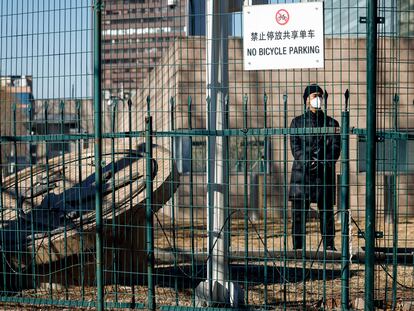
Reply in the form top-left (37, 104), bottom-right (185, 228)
top-left (2, 214), bottom-right (414, 310)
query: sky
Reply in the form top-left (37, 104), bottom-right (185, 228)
top-left (0, 0), bottom-right (92, 100)
top-left (1, 0), bottom-right (397, 100)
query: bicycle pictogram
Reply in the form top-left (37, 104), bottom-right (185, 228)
top-left (276, 9), bottom-right (289, 25)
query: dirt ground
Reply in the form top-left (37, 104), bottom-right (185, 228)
top-left (2, 214), bottom-right (414, 310)
top-left (151, 214), bottom-right (414, 309)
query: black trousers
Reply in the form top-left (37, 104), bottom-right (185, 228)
top-left (291, 199), bottom-right (335, 249)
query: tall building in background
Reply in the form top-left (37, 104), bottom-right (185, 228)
top-left (400, 0), bottom-right (414, 36)
top-left (0, 75), bottom-right (33, 173)
top-left (102, 0), bottom-right (269, 100)
top-left (102, 0), bottom-right (188, 100)
top-left (0, 75), bottom-right (34, 119)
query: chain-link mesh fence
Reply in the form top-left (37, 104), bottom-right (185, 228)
top-left (0, 0), bottom-right (413, 310)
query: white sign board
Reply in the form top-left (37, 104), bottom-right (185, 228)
top-left (243, 2), bottom-right (324, 70)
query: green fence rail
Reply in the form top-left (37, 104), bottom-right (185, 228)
top-left (0, 0), bottom-right (414, 310)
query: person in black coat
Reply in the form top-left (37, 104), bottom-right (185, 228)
top-left (289, 84), bottom-right (341, 250)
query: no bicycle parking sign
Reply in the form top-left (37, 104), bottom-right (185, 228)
top-left (243, 2), bottom-right (325, 70)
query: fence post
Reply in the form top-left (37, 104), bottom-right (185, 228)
top-left (60, 101), bottom-right (69, 300)
top-left (341, 90), bottom-right (350, 310)
top-left (188, 96), bottom-right (196, 307)
top-left (27, 102), bottom-right (37, 290)
top-left (243, 94), bottom-right (249, 305)
top-left (282, 93), bottom-right (288, 307)
top-left (76, 100), bottom-right (86, 299)
top-left (169, 96), bottom-right (179, 304)
top-left (0, 125), bottom-right (5, 293)
top-left (12, 103), bottom-right (22, 290)
top-left (93, 0), bottom-right (104, 310)
top-left (127, 98), bottom-right (136, 305)
top-left (365, 0), bottom-right (378, 309)
top-left (145, 115), bottom-right (155, 310)
top-left (110, 100), bottom-right (118, 301)
top-left (391, 93), bottom-right (399, 310)
top-left (44, 102), bottom-right (53, 298)
top-left (262, 92), bottom-right (268, 306)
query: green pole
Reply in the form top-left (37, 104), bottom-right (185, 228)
top-left (243, 94), bottom-right (249, 304)
top-left (110, 100), bottom-right (118, 301)
top-left (365, 0), bottom-right (377, 309)
top-left (44, 102), bottom-right (53, 298)
top-left (76, 100), bottom-right (86, 299)
top-left (27, 102), bottom-right (36, 290)
top-left (263, 92), bottom-right (268, 307)
top-left (12, 104), bottom-right (22, 290)
top-left (282, 93), bottom-right (288, 311)
top-left (341, 90), bottom-right (350, 310)
top-left (93, 1), bottom-right (104, 310)
top-left (60, 101), bottom-right (69, 300)
top-left (169, 97), bottom-right (178, 305)
top-left (188, 96), bottom-right (196, 306)
top-left (145, 116), bottom-right (155, 310)
top-left (391, 94), bottom-right (399, 310)
top-left (128, 98), bottom-right (136, 307)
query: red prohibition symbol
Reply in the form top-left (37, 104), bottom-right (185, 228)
top-left (276, 9), bottom-right (289, 25)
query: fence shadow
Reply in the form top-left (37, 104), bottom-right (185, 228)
top-left (152, 263), bottom-right (356, 290)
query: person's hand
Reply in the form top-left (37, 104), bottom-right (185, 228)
top-left (311, 160), bottom-right (332, 171)
top-left (309, 147), bottom-right (319, 172)
top-left (311, 146), bottom-right (320, 159)
top-left (309, 159), bottom-right (319, 172)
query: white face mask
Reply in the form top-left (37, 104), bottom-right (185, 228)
top-left (310, 96), bottom-right (323, 109)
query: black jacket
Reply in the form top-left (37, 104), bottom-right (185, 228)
top-left (289, 110), bottom-right (341, 202)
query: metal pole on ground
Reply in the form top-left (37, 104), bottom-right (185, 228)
top-left (196, 0), bottom-right (243, 307)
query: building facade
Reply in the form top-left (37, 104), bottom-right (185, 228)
top-left (0, 76), bottom-right (34, 174)
top-left (101, 0), bottom-right (269, 100)
top-left (0, 75), bottom-right (34, 119)
top-left (124, 35), bottom-right (414, 221)
top-left (102, 0), bottom-right (188, 100)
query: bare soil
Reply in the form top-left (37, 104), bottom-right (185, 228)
top-left (2, 214), bottom-right (414, 310)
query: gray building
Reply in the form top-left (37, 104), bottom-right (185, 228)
top-left (102, 0), bottom-right (270, 100)
top-left (102, 0), bottom-right (188, 99)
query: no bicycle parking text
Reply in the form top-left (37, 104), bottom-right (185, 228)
top-left (243, 2), bottom-right (324, 70)
top-left (247, 45), bottom-right (321, 56)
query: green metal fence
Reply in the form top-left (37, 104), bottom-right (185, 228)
top-left (0, 0), bottom-right (414, 310)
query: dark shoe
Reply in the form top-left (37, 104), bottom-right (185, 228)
top-left (325, 245), bottom-right (337, 251)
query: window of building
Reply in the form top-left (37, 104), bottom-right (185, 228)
top-left (106, 10), bottom-right (121, 15)
top-left (124, 0), bottom-right (145, 4)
